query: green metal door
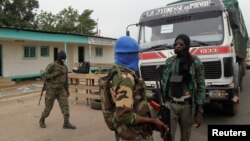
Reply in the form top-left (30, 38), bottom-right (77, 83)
top-left (78, 46), bottom-right (85, 63)
top-left (54, 48), bottom-right (58, 61)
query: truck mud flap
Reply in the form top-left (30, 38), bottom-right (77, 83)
top-left (223, 101), bottom-right (238, 116)
top-left (223, 88), bottom-right (239, 116)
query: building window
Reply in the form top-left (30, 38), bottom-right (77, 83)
top-left (96, 47), bottom-right (103, 57)
top-left (41, 46), bottom-right (49, 57)
top-left (24, 46), bottom-right (36, 58)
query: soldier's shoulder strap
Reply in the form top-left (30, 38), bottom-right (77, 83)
top-left (107, 65), bottom-right (122, 81)
top-left (164, 55), bottom-right (177, 70)
top-left (103, 65), bottom-right (123, 91)
top-left (191, 55), bottom-right (204, 80)
top-left (191, 55), bottom-right (202, 69)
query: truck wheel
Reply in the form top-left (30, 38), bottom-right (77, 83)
top-left (239, 65), bottom-right (243, 91)
top-left (223, 101), bottom-right (238, 116)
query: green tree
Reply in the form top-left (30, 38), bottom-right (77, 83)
top-left (36, 6), bottom-right (97, 35)
top-left (0, 0), bottom-right (6, 26)
top-left (77, 9), bottom-right (97, 35)
top-left (55, 6), bottom-right (79, 33)
top-left (35, 10), bottom-right (57, 32)
top-left (1, 1), bottom-right (97, 35)
top-left (1, 0), bottom-right (39, 28)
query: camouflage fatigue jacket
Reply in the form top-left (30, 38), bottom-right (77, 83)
top-left (43, 61), bottom-right (69, 91)
top-left (109, 65), bottom-right (153, 140)
top-left (162, 55), bottom-right (205, 116)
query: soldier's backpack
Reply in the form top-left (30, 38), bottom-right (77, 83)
top-left (99, 65), bottom-right (122, 131)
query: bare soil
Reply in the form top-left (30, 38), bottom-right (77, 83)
top-left (0, 92), bottom-right (116, 141)
top-left (0, 78), bottom-right (164, 141)
top-left (0, 78), bottom-right (43, 92)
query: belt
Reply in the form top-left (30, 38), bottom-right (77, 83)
top-left (170, 97), bottom-right (192, 105)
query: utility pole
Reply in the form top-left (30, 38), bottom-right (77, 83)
top-left (96, 18), bottom-right (99, 36)
top-left (81, 22), bottom-right (83, 34)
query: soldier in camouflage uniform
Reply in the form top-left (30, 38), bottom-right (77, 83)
top-left (102, 36), bottom-right (168, 141)
top-left (39, 50), bottom-right (76, 129)
top-left (162, 34), bottom-right (205, 141)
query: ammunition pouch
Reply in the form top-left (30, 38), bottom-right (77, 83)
top-left (169, 75), bottom-right (183, 98)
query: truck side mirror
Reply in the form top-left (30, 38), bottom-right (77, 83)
top-left (126, 30), bottom-right (130, 36)
top-left (126, 23), bottom-right (139, 36)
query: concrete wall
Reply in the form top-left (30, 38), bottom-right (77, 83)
top-left (1, 41), bottom-right (67, 78)
top-left (90, 45), bottom-right (114, 64)
top-left (0, 40), bottom-right (114, 78)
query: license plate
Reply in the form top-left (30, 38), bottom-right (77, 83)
top-left (209, 90), bottom-right (221, 98)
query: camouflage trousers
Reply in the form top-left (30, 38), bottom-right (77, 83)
top-left (120, 135), bottom-right (153, 141)
top-left (41, 89), bottom-right (70, 121)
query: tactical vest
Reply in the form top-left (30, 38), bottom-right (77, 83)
top-left (100, 65), bottom-right (153, 140)
top-left (43, 62), bottom-right (68, 90)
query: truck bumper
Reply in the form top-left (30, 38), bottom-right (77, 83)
top-left (205, 86), bottom-right (239, 103)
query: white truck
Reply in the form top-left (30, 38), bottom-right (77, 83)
top-left (131, 0), bottom-right (249, 116)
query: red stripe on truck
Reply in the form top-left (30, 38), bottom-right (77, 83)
top-left (139, 46), bottom-right (232, 60)
top-left (139, 52), bottom-right (167, 60)
top-left (157, 51), bottom-right (167, 58)
top-left (192, 46), bottom-right (232, 55)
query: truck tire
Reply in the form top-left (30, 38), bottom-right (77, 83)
top-left (223, 101), bottom-right (238, 116)
top-left (233, 63), bottom-right (242, 91)
top-left (239, 65), bottom-right (243, 91)
top-left (90, 99), bottom-right (102, 110)
top-left (241, 60), bottom-right (246, 77)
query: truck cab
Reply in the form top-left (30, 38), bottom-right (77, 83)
top-left (137, 0), bottom-right (249, 116)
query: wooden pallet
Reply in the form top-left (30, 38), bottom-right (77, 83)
top-left (68, 73), bottom-right (107, 106)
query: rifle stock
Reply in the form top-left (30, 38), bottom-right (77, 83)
top-left (152, 65), bottom-right (171, 141)
top-left (38, 70), bottom-right (46, 106)
top-left (38, 80), bottom-right (46, 106)
top-left (150, 100), bottom-right (171, 141)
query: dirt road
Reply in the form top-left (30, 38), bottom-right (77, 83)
top-left (2, 69), bottom-right (250, 141)
top-left (0, 92), bottom-right (164, 141)
top-left (0, 93), bottom-right (115, 141)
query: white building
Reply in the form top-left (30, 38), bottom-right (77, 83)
top-left (0, 27), bottom-right (116, 80)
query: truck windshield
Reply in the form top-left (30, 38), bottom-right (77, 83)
top-left (139, 14), bottom-right (224, 49)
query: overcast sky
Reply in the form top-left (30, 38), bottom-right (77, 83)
top-left (38, 0), bottom-right (250, 39)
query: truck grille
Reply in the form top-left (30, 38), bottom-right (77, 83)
top-left (140, 65), bottom-right (164, 81)
top-left (203, 61), bottom-right (221, 79)
top-left (140, 61), bottom-right (222, 81)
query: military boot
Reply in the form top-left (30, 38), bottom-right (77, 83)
top-left (39, 116), bottom-right (46, 128)
top-left (63, 120), bottom-right (76, 129)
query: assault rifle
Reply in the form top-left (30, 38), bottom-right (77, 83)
top-left (38, 70), bottom-right (46, 106)
top-left (149, 65), bottom-right (171, 141)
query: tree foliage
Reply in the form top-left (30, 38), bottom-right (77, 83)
top-left (36, 6), bottom-right (97, 35)
top-left (0, 0), bottom-right (39, 29)
top-left (77, 9), bottom-right (97, 35)
top-left (35, 10), bottom-right (57, 32)
top-left (0, 1), bottom-right (97, 35)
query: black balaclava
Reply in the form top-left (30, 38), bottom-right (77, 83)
top-left (57, 50), bottom-right (67, 62)
top-left (174, 34), bottom-right (190, 57)
top-left (174, 34), bottom-right (192, 82)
